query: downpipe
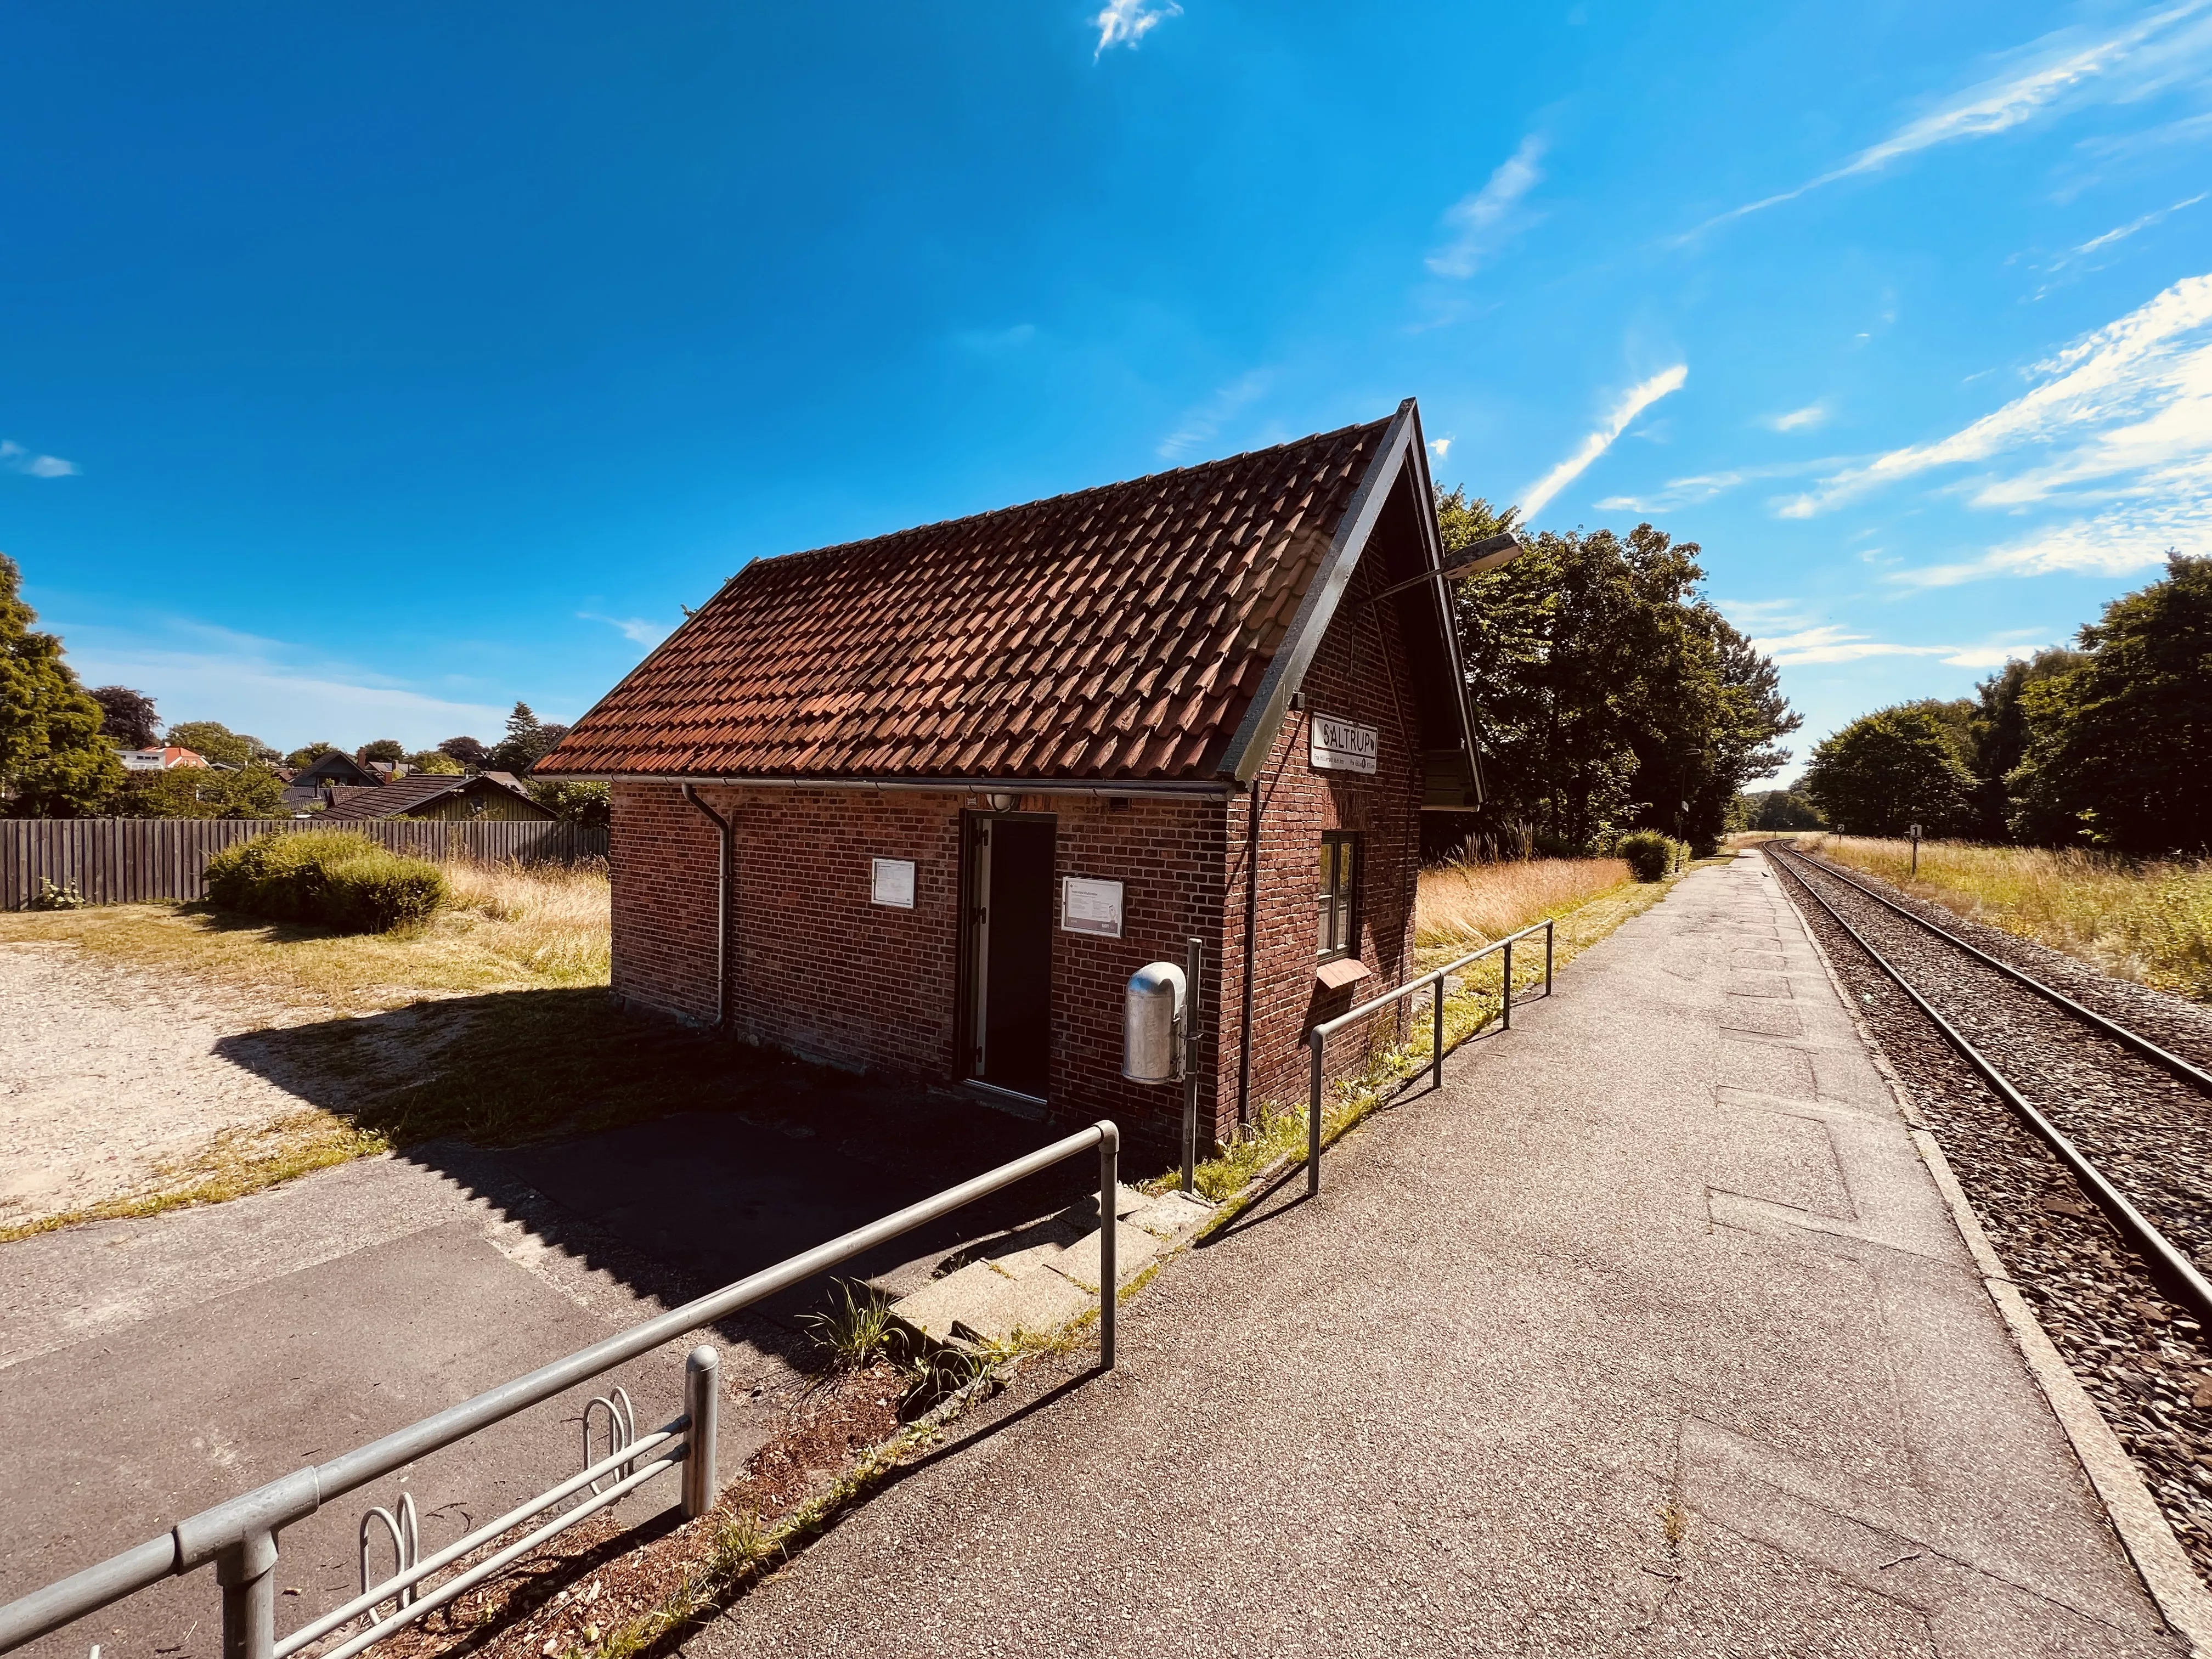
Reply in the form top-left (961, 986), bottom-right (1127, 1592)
top-left (678, 784), bottom-right (732, 1031)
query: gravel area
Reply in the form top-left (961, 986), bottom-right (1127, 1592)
top-left (1768, 844), bottom-right (2212, 1582)
top-left (0, 939), bottom-right (323, 1227)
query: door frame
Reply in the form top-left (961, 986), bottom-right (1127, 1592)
top-left (957, 808), bottom-right (1057, 1102)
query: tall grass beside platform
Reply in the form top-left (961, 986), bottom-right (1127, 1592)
top-left (1807, 834), bottom-right (2212, 1003)
top-left (1414, 855), bottom-right (1632, 949)
top-left (1186, 855), bottom-right (1679, 1203)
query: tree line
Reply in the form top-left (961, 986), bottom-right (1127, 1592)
top-left (1436, 492), bottom-right (1799, 859)
top-left (1797, 555), bottom-right (2210, 856)
top-left (0, 553), bottom-right (602, 823)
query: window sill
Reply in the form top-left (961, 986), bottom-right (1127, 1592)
top-left (1314, 957), bottom-right (1372, 991)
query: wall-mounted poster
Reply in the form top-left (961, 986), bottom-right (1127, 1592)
top-left (1061, 876), bottom-right (1124, 938)
top-left (870, 857), bottom-right (917, 909)
top-left (1310, 713), bottom-right (1379, 775)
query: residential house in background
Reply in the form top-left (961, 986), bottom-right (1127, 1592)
top-left (317, 771), bottom-right (556, 823)
top-left (120, 746), bottom-right (211, 772)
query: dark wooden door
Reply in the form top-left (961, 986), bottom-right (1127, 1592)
top-left (978, 817), bottom-right (1054, 1098)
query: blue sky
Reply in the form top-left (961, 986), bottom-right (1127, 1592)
top-left (6, 3), bottom-right (2210, 780)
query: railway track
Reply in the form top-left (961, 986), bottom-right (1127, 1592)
top-left (1763, 840), bottom-right (2212, 1576)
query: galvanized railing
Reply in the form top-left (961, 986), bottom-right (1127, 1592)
top-left (0, 1121), bottom-right (1122, 1659)
top-left (1306, 919), bottom-right (1555, 1194)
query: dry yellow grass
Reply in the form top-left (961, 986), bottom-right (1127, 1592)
top-left (1415, 855), bottom-right (1634, 949)
top-left (0, 857), bottom-right (611, 1015)
top-left (1187, 855), bottom-right (1683, 1203)
top-left (1806, 834), bottom-right (2212, 1003)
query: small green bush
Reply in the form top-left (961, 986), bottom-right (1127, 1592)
top-left (1617, 830), bottom-right (1681, 883)
top-left (205, 831), bottom-right (447, 933)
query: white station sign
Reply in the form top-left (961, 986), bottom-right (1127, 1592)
top-left (1062, 876), bottom-right (1125, 938)
top-left (1310, 713), bottom-right (1379, 775)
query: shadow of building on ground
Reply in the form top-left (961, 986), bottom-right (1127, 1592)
top-left (214, 988), bottom-right (1109, 1334)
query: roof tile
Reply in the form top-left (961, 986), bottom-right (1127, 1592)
top-left (537, 417), bottom-right (1392, 783)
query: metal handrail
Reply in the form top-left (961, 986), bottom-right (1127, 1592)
top-left (1306, 919), bottom-right (1554, 1194)
top-left (0, 1120), bottom-right (1122, 1659)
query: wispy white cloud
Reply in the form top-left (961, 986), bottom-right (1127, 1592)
top-left (1768, 402), bottom-right (1830, 432)
top-left (1429, 437), bottom-right (1453, 463)
top-left (1519, 365), bottom-right (1688, 520)
top-left (1, 439), bottom-right (77, 478)
top-left (1776, 270), bottom-right (2212, 584)
top-left (1596, 454), bottom-right (1857, 514)
top-left (1158, 370), bottom-right (1271, 460)
top-left (2074, 195), bottom-right (2205, 258)
top-left (58, 617), bottom-right (514, 749)
top-left (1427, 135), bottom-right (1547, 279)
top-left (1093, 0), bottom-right (1180, 55)
top-left (580, 612), bottom-right (674, 648)
top-left (1750, 623), bottom-right (2053, 669)
top-left (1685, 3), bottom-right (2212, 236)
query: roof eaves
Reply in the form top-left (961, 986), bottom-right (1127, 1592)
top-left (1215, 398), bottom-right (1422, 786)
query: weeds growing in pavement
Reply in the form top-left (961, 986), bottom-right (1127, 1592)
top-left (802, 1280), bottom-right (898, 1370)
top-left (1807, 834), bottom-right (2212, 1003)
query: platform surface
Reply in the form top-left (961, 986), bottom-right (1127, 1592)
top-left (689, 854), bottom-right (2185, 1657)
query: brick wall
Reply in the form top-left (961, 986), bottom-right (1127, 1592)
top-left (607, 540), bottom-right (1443, 1164)
top-left (1212, 549), bottom-right (1431, 1130)
top-left (607, 782), bottom-right (1229, 1155)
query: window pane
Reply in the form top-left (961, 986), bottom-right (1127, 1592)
top-left (1317, 896), bottom-right (1333, 952)
top-left (1318, 843), bottom-right (1335, 893)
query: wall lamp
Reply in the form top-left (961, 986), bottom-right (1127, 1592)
top-left (1363, 531), bottom-right (1525, 606)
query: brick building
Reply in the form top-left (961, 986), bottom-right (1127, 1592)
top-left (535, 399), bottom-right (1486, 1158)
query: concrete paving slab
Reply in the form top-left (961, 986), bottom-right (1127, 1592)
top-left (684, 856), bottom-right (2185, 1658)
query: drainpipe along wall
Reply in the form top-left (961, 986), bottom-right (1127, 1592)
top-left (679, 784), bottom-right (732, 1031)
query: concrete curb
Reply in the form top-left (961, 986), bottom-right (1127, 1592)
top-left (1767, 849), bottom-right (2212, 1656)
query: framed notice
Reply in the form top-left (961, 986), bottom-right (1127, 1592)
top-left (870, 857), bottom-right (917, 909)
top-left (1311, 713), bottom-right (1380, 775)
top-left (1061, 876), bottom-right (1124, 939)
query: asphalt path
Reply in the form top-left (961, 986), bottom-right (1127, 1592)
top-left (686, 859), bottom-right (2183, 1658)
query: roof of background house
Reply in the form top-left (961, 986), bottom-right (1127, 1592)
top-left (121, 746), bottom-right (210, 770)
top-left (293, 751), bottom-right (378, 786)
top-left (535, 400), bottom-right (1468, 788)
top-left (317, 772), bottom-right (537, 821)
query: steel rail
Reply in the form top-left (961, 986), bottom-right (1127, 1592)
top-left (1774, 842), bottom-right (2212, 1096)
top-left (0, 1120), bottom-right (1121, 1658)
top-left (1767, 846), bottom-right (2212, 1327)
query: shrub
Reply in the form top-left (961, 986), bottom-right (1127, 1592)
top-left (1617, 831), bottom-right (1680, 882)
top-left (205, 831), bottom-right (447, 933)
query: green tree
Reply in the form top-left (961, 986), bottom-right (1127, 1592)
top-left (0, 554), bottom-right (124, 816)
top-left (1801, 706), bottom-right (1975, 836)
top-left (2006, 555), bottom-right (2212, 854)
top-left (284, 742), bottom-right (336, 768)
top-left (1743, 789), bottom-right (1824, 830)
top-left (1440, 493), bottom-right (1797, 855)
top-left (409, 750), bottom-right (464, 775)
top-left (528, 779), bottom-right (610, 826)
top-left (489, 703), bottom-right (570, 774)
top-left (438, 735), bottom-right (490, 769)
top-left (91, 685), bottom-right (161, 749)
top-left (165, 721), bottom-right (276, 768)
top-left (128, 765), bottom-right (285, 820)
top-left (1963, 649), bottom-right (2089, 840)
top-left (357, 738), bottom-right (407, 764)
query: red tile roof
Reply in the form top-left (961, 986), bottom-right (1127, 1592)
top-left (537, 411), bottom-right (1416, 784)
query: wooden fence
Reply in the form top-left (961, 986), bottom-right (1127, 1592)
top-left (1, 818), bottom-right (610, 910)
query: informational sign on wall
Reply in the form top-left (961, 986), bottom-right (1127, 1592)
top-left (1310, 713), bottom-right (1380, 775)
top-left (870, 856), bottom-right (916, 909)
top-left (1061, 876), bottom-right (1125, 938)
